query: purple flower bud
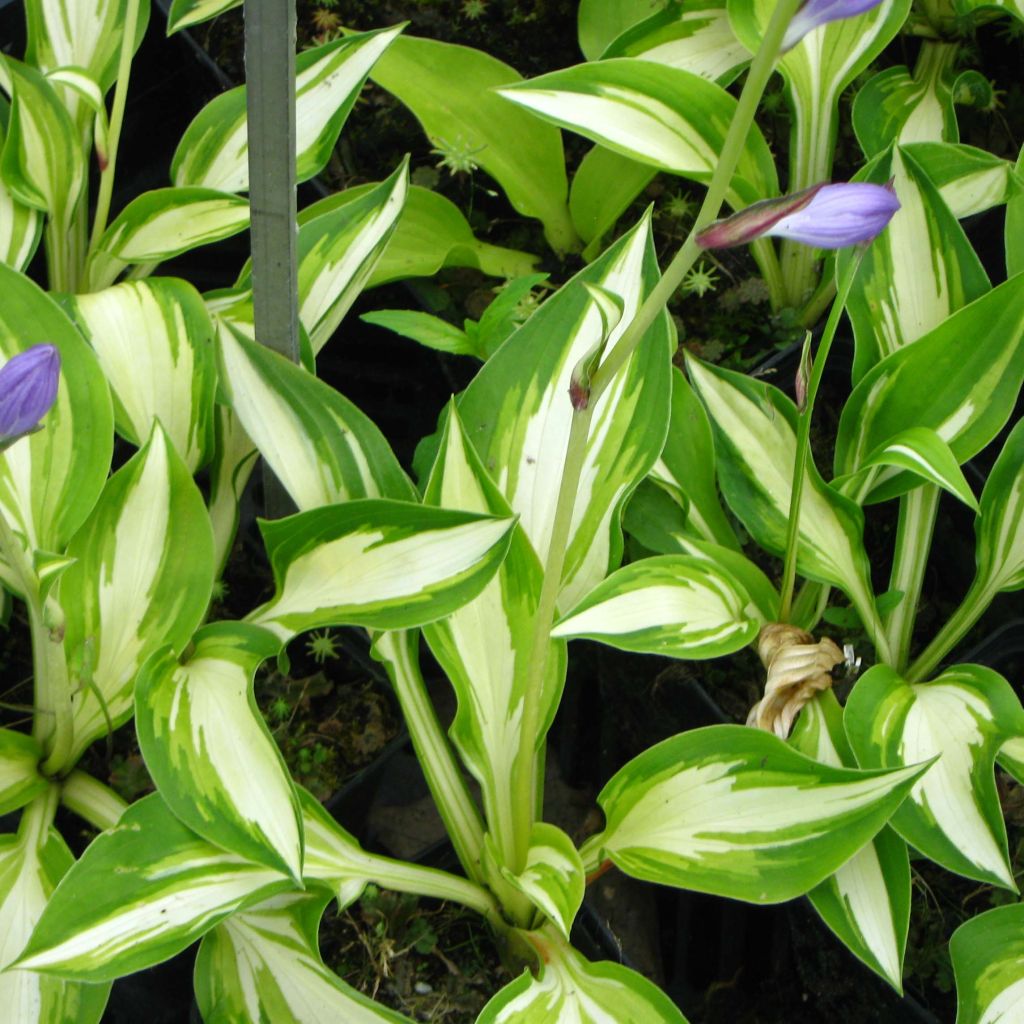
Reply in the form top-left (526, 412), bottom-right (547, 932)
top-left (782, 0), bottom-right (887, 51)
top-left (0, 344), bottom-right (61, 448)
top-left (697, 182), bottom-right (899, 251)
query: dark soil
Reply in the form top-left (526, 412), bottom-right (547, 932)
top-left (322, 885), bottom-right (510, 1023)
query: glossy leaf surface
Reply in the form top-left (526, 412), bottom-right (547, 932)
top-left (582, 725), bottom-right (924, 902)
top-left (17, 794), bottom-right (292, 981)
top-left (68, 277), bottom-right (218, 472)
top-left (846, 664), bottom-right (1024, 888)
top-left (172, 28), bottom-right (401, 193)
top-left (248, 501), bottom-right (515, 640)
top-left (136, 623), bottom-right (303, 881)
top-left (62, 424), bottom-right (215, 761)
top-left (552, 554), bottom-right (761, 658)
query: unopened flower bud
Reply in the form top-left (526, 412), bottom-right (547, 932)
top-left (782, 0), bottom-right (887, 51)
top-left (795, 333), bottom-right (813, 412)
top-left (697, 182), bottom-right (899, 251)
top-left (0, 344), bottom-right (60, 450)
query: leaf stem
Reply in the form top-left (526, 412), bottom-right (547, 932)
top-left (588, 0), bottom-right (802, 405)
top-left (0, 506), bottom-right (74, 774)
top-left (884, 483), bottom-right (940, 671)
top-left (905, 578), bottom-right (996, 683)
top-left (355, 849), bottom-right (509, 935)
top-left (61, 770), bottom-right (128, 831)
top-left (19, 784), bottom-right (59, 850)
top-left (371, 630), bottom-right (487, 884)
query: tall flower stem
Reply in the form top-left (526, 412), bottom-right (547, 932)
top-left (88, 0), bottom-right (141, 256)
top-left (776, 249), bottom-right (894, 664)
top-left (777, 252), bottom-right (863, 622)
top-left (508, 0), bottom-right (804, 877)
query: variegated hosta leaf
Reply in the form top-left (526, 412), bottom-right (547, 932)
top-left (0, 797), bottom-right (110, 1023)
top-left (837, 426), bottom-right (978, 509)
top-left (621, 485), bottom-right (781, 622)
top-left (367, 34), bottom-right (576, 254)
top-left (0, 263), bottom-right (113, 570)
top-left (495, 824), bottom-right (583, 941)
top-left (247, 501), bottom-right (515, 641)
top-left (953, 0), bottom-right (1024, 24)
top-left (421, 405), bottom-right (564, 850)
top-left (172, 26), bottom-right (402, 193)
top-left (845, 663), bottom-right (1024, 888)
top-left (998, 734), bottom-right (1024, 785)
top-left (0, 182), bottom-right (41, 271)
top-left (569, 145), bottom-right (657, 251)
top-left (727, 0), bottom-right (909, 183)
top-left (61, 423), bottom-right (215, 762)
top-left (1008, 144), bottom-right (1024, 277)
top-left (0, 729), bottom-right (47, 816)
top-left (973, 418), bottom-right (1024, 596)
top-left (552, 554), bottom-right (761, 658)
top-left (300, 789), bottom-right (388, 909)
top-left (166, 0), bottom-right (240, 33)
top-left (0, 57), bottom-right (84, 228)
top-left (729, 0), bottom-right (905, 100)
top-left (238, 161), bottom-right (406, 353)
top-left (655, 365), bottom-right (740, 550)
top-left (0, 99), bottom-right (42, 270)
top-left (840, 146), bottom-right (990, 382)
top-left (299, 182), bottom-right (538, 287)
top-left (790, 693), bottom-right (910, 991)
top-left (951, 904), bottom-right (1024, 1024)
top-left (497, 59), bottom-right (777, 208)
top-left (136, 622), bottom-right (303, 881)
top-left (86, 187), bottom-right (250, 289)
top-left (686, 354), bottom-right (876, 620)
top-left (68, 277), bottom-right (218, 472)
top-left (580, 724), bottom-right (926, 903)
top-left (674, 535), bottom-right (780, 625)
top-left (905, 141), bottom-right (1021, 220)
top-left (24, 0), bottom-right (148, 92)
top-left (834, 274), bottom-right (1024, 503)
top-left (479, 923), bottom-right (687, 1024)
top-left (43, 67), bottom-right (108, 156)
top-left (455, 212), bottom-right (672, 611)
top-left (299, 160), bottom-right (405, 352)
top-left (194, 890), bottom-right (413, 1024)
top-left (851, 44), bottom-right (960, 159)
top-left (578, 0), bottom-right (665, 59)
top-left (16, 793), bottom-right (293, 981)
top-left (207, 404), bottom-right (258, 576)
top-left (602, 0), bottom-right (750, 85)
top-left (217, 328), bottom-right (415, 511)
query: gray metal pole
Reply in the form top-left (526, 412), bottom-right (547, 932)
top-left (244, 0), bottom-right (298, 517)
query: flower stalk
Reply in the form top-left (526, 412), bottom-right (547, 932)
top-left (508, 0), bottom-right (807, 880)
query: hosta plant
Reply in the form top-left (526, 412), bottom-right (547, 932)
top-left (0, 1), bottom-right (1021, 1023)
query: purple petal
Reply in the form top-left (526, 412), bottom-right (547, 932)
top-left (782, 0), bottom-right (886, 50)
top-left (0, 344), bottom-right (61, 443)
top-left (765, 182), bottom-right (900, 248)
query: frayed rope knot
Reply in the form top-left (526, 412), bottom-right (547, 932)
top-left (747, 623), bottom-right (844, 739)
